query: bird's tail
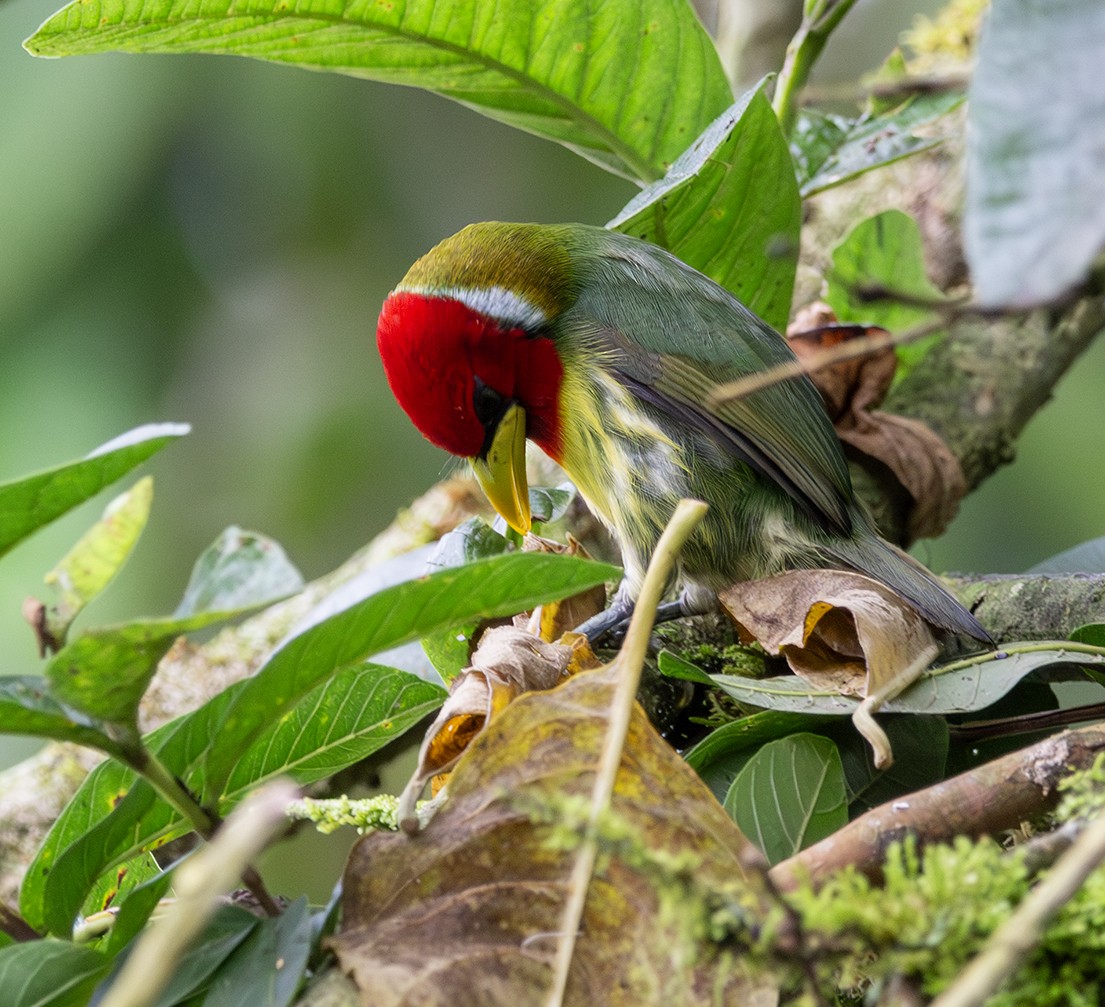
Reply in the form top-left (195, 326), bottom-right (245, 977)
top-left (826, 534), bottom-right (991, 643)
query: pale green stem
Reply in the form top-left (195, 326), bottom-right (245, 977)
top-left (545, 499), bottom-right (709, 1007)
top-left (772, 0), bottom-right (859, 136)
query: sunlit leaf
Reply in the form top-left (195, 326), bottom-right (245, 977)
top-left (965, 0), bottom-right (1105, 306)
top-left (25, 0), bottom-right (731, 183)
top-left (103, 867), bottom-right (175, 957)
top-left (610, 86), bottom-right (801, 331)
top-left (725, 733), bottom-right (847, 864)
top-left (175, 526), bottom-right (303, 618)
top-left (0, 423), bottom-right (187, 559)
top-left (43, 476), bottom-right (153, 644)
top-left (0, 939), bottom-right (109, 1007)
top-left (793, 92), bottom-right (963, 198)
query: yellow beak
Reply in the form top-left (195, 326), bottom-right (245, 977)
top-left (471, 402), bottom-right (531, 535)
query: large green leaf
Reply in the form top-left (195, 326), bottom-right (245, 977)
top-left (25, 0), bottom-right (732, 183)
top-left (724, 733), bottom-right (848, 864)
top-left (23, 686), bottom-right (242, 935)
top-left (610, 86), bottom-right (801, 331)
top-left (965, 0), bottom-right (1105, 307)
top-left (220, 663), bottom-right (445, 796)
top-left (0, 939), bottom-right (109, 1007)
top-left (203, 551), bottom-right (618, 790)
top-left (0, 423), bottom-right (188, 559)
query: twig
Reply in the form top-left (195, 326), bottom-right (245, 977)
top-left (770, 725), bottom-right (1105, 890)
top-left (99, 780), bottom-right (298, 1007)
top-left (544, 499), bottom-right (709, 1007)
top-left (707, 317), bottom-right (946, 406)
top-left (0, 902), bottom-right (40, 942)
top-left (930, 806), bottom-right (1105, 1007)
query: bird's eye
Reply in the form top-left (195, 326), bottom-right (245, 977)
top-left (472, 377), bottom-right (506, 428)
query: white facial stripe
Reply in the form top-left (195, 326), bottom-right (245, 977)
top-left (406, 285), bottom-right (547, 329)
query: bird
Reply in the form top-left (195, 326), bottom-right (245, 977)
top-left (376, 221), bottom-right (989, 643)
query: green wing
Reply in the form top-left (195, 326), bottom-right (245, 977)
top-left (565, 227), bottom-right (855, 533)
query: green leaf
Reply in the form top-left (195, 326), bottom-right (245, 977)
top-left (528, 484), bottom-right (577, 525)
top-left (421, 520), bottom-right (511, 681)
top-left (724, 733), bottom-right (847, 864)
top-left (221, 664), bottom-right (445, 796)
top-left (42, 477), bottom-right (153, 646)
top-left (45, 610), bottom-right (253, 730)
top-left (610, 86), bottom-right (801, 331)
top-left (175, 526), bottom-right (304, 618)
top-left (656, 650), bottom-right (717, 686)
top-left (24, 686), bottom-right (243, 935)
top-left (137, 905), bottom-right (259, 1007)
top-left (0, 423), bottom-right (188, 560)
top-left (199, 898), bottom-right (311, 1007)
top-left (104, 867), bottom-right (175, 957)
top-left (0, 676), bottom-right (124, 758)
top-left (684, 709), bottom-right (825, 802)
top-left (825, 209), bottom-right (945, 332)
top-left (1071, 624), bottom-right (1105, 647)
top-left (79, 851), bottom-right (163, 938)
top-left (24, 0), bottom-right (732, 183)
top-left (1029, 536), bottom-right (1105, 574)
top-left (965, 0), bottom-right (1105, 307)
top-left (203, 551), bottom-right (619, 790)
top-left (829, 716), bottom-right (949, 813)
top-left (793, 92), bottom-right (964, 198)
top-left (711, 643), bottom-right (1105, 717)
top-left (0, 939), bottom-right (109, 1007)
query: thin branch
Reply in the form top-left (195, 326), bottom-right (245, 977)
top-left (769, 724), bottom-right (1105, 890)
top-left (0, 902), bottom-right (40, 942)
top-left (545, 499), bottom-right (709, 1007)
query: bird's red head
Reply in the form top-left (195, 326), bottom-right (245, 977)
top-left (376, 290), bottom-right (565, 461)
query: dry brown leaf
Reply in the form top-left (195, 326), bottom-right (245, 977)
top-left (399, 628), bottom-right (601, 823)
top-left (333, 664), bottom-right (773, 1007)
top-left (787, 304), bottom-right (966, 542)
top-left (720, 570), bottom-right (939, 767)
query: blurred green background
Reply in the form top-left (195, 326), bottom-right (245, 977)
top-left (2, 0), bottom-right (1103, 783)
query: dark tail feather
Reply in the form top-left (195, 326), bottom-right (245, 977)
top-left (826, 534), bottom-right (992, 643)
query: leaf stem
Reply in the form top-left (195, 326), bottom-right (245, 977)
top-left (773, 0), bottom-right (859, 136)
top-left (545, 498), bottom-right (708, 1007)
top-left (134, 750), bottom-right (283, 916)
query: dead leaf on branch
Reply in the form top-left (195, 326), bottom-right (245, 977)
top-left (787, 303), bottom-right (966, 540)
top-left (333, 663), bottom-right (773, 1007)
top-left (720, 569), bottom-right (939, 767)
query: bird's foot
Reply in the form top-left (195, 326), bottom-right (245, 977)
top-left (573, 596), bottom-right (701, 648)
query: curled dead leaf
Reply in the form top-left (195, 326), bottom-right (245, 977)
top-left (719, 570), bottom-right (939, 767)
top-left (787, 303), bottom-right (966, 541)
top-left (398, 627), bottom-right (600, 828)
top-left (334, 664), bottom-right (770, 1007)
